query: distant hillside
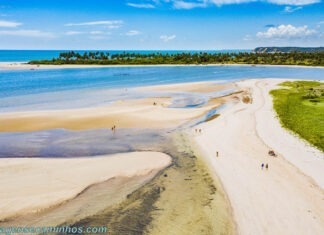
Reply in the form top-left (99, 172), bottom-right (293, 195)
top-left (254, 47), bottom-right (324, 53)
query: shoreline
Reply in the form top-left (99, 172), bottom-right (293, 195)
top-left (1, 61), bottom-right (323, 70)
top-left (193, 78), bottom-right (324, 234)
top-left (0, 78), bottom-right (323, 233)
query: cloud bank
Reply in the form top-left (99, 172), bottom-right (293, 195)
top-left (256, 24), bottom-right (317, 39)
top-left (65, 20), bottom-right (123, 27)
top-left (0, 20), bottom-right (22, 28)
top-left (160, 34), bottom-right (176, 42)
top-left (130, 0), bottom-right (321, 9)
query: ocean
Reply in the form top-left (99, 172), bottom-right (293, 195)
top-left (0, 50), bottom-right (323, 112)
top-left (0, 50), bottom-right (250, 62)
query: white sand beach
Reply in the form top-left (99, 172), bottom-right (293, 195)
top-left (0, 84), bottom-right (227, 132)
top-left (1, 62), bottom-right (323, 71)
top-left (0, 152), bottom-right (171, 221)
top-left (0, 78), bottom-right (323, 233)
top-left (194, 79), bottom-right (324, 235)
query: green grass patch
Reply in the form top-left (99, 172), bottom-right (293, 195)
top-left (270, 81), bottom-right (324, 152)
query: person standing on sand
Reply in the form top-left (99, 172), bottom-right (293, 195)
top-left (265, 163), bottom-right (268, 170)
top-left (216, 151), bottom-right (219, 157)
top-left (261, 163), bottom-right (264, 170)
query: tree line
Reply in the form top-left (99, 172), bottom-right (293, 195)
top-left (29, 51), bottom-right (324, 66)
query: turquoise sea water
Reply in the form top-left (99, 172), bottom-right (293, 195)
top-left (0, 50), bottom-right (249, 62)
top-left (0, 50), bottom-right (323, 112)
top-left (0, 65), bottom-right (323, 98)
top-left (0, 64), bottom-right (323, 112)
top-left (0, 51), bottom-right (323, 157)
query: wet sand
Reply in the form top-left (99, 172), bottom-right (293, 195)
top-left (0, 99), bottom-right (215, 132)
top-left (2, 78), bottom-right (322, 234)
top-left (0, 81), bottom-right (236, 234)
top-left (0, 83), bottom-right (231, 132)
top-left (68, 133), bottom-right (235, 235)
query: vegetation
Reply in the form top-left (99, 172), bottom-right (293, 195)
top-left (270, 81), bottom-right (324, 151)
top-left (29, 51), bottom-right (324, 66)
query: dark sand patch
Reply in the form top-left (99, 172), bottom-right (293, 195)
top-left (67, 132), bottom-right (234, 235)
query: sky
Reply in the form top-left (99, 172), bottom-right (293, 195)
top-left (0, 0), bottom-right (323, 50)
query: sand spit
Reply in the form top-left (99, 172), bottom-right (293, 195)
top-left (194, 79), bottom-right (324, 235)
top-left (1, 62), bottom-right (323, 71)
top-left (0, 152), bottom-right (171, 222)
top-left (0, 81), bottom-right (232, 132)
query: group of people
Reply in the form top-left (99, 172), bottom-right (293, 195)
top-left (195, 129), bottom-right (202, 133)
top-left (261, 163), bottom-right (269, 170)
top-left (111, 125), bottom-right (116, 133)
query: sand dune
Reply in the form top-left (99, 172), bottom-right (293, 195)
top-left (194, 79), bottom-right (324, 235)
top-left (0, 152), bottom-right (171, 221)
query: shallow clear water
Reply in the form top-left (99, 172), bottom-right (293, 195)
top-left (0, 66), bottom-right (323, 98)
top-left (0, 65), bottom-right (323, 112)
top-left (0, 128), bottom-right (167, 158)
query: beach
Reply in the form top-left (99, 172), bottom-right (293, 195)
top-left (0, 76), bottom-right (323, 234)
top-left (0, 81), bottom-right (237, 233)
top-left (0, 152), bottom-right (171, 221)
top-left (2, 1), bottom-right (323, 233)
top-left (194, 79), bottom-right (324, 235)
top-left (1, 62), bottom-right (324, 71)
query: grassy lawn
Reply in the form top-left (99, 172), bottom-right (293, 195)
top-left (270, 81), bottom-right (324, 152)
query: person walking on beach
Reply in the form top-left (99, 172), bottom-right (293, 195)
top-left (216, 151), bottom-right (219, 157)
top-left (265, 163), bottom-right (268, 170)
top-left (261, 163), bottom-right (264, 170)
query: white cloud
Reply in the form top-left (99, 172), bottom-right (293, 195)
top-left (173, 0), bottom-right (207, 9)
top-left (65, 31), bottom-right (83, 35)
top-left (283, 6), bottom-right (303, 12)
top-left (267, 0), bottom-right (319, 5)
top-left (243, 34), bottom-right (252, 41)
top-left (127, 3), bottom-right (156, 8)
top-left (65, 20), bottom-right (123, 27)
top-left (0, 29), bottom-right (54, 37)
top-left (107, 25), bottom-right (121, 29)
top-left (160, 34), bottom-right (176, 42)
top-left (171, 0), bottom-right (320, 9)
top-left (126, 30), bottom-right (141, 36)
top-left (256, 24), bottom-right (316, 39)
top-left (209, 0), bottom-right (254, 6)
top-left (65, 30), bottom-right (111, 36)
top-left (89, 35), bottom-right (107, 40)
top-left (0, 20), bottom-right (22, 27)
top-left (90, 30), bottom-right (104, 35)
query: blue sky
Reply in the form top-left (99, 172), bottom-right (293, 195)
top-left (0, 0), bottom-right (323, 49)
